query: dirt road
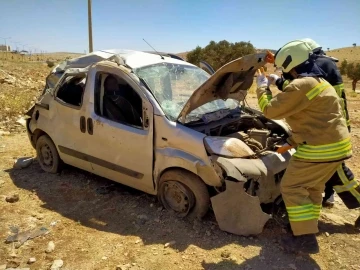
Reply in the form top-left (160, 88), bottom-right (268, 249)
top-left (0, 126), bottom-right (359, 270)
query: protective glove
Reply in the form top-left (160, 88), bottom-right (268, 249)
top-left (268, 74), bottom-right (280, 86)
top-left (276, 143), bottom-right (294, 154)
top-left (256, 73), bottom-right (268, 88)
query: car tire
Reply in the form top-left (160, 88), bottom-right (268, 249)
top-left (158, 169), bottom-right (210, 219)
top-left (36, 135), bottom-right (62, 174)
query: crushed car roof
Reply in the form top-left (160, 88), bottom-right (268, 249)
top-left (52, 49), bottom-right (194, 73)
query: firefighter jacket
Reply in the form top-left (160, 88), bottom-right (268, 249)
top-left (257, 76), bottom-right (352, 163)
top-left (276, 57), bottom-right (350, 131)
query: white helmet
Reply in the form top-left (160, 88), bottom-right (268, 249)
top-left (274, 40), bottom-right (314, 73)
top-left (300, 38), bottom-right (322, 52)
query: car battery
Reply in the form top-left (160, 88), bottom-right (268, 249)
top-left (247, 128), bottom-right (271, 148)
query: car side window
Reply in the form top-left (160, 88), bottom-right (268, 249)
top-left (94, 72), bottom-right (143, 128)
top-left (55, 74), bottom-right (86, 107)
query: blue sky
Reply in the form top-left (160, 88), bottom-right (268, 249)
top-left (1, 0), bottom-right (359, 53)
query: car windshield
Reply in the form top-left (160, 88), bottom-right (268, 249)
top-left (134, 62), bottom-right (238, 123)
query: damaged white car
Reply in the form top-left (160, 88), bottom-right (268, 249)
top-left (26, 49), bottom-right (295, 235)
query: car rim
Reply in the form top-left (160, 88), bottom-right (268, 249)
top-left (39, 143), bottom-right (53, 169)
top-left (161, 181), bottom-right (195, 217)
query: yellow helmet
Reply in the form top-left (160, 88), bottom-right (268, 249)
top-left (274, 40), bottom-right (314, 72)
top-left (300, 38), bottom-right (321, 51)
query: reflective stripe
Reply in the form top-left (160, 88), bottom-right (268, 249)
top-left (333, 83), bottom-right (344, 97)
top-left (299, 138), bottom-right (351, 152)
top-left (294, 138), bottom-right (352, 160)
top-left (334, 180), bottom-right (359, 193)
top-left (306, 81), bottom-right (331, 100)
top-left (336, 166), bottom-right (360, 202)
top-left (282, 80), bottom-right (290, 90)
top-left (258, 93), bottom-right (272, 112)
top-left (287, 204), bottom-right (321, 222)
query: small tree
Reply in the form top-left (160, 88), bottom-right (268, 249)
top-left (340, 59), bottom-right (360, 90)
top-left (327, 47), bottom-right (330, 51)
top-left (353, 43), bottom-right (357, 47)
top-left (187, 40), bottom-right (256, 71)
top-left (339, 59), bottom-right (348, 75)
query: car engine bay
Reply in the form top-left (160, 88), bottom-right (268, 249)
top-left (186, 106), bottom-right (289, 154)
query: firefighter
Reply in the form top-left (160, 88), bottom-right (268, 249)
top-left (271, 39), bottom-right (360, 228)
top-left (256, 39), bottom-right (352, 254)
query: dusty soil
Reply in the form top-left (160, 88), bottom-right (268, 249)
top-left (0, 59), bottom-right (360, 270)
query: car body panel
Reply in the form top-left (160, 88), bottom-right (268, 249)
top-left (26, 49), bottom-right (296, 236)
top-left (177, 53), bottom-right (267, 123)
top-left (153, 115), bottom-right (222, 188)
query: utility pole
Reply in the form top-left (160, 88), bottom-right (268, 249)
top-left (0, 36), bottom-right (11, 59)
top-left (13, 41), bottom-right (20, 51)
top-left (88, 0), bottom-right (93, 53)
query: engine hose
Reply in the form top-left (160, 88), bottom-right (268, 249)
top-left (246, 138), bottom-right (263, 151)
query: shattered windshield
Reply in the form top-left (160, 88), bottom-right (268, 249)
top-left (134, 62), bottom-right (238, 123)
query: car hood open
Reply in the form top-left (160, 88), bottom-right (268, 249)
top-left (177, 52), bottom-right (267, 123)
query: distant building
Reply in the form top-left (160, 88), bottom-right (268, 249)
top-left (0, 45), bottom-right (11, 52)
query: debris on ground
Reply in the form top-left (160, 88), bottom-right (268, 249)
top-left (27, 257), bottom-right (36, 264)
top-left (5, 194), bottom-right (19, 203)
top-left (50, 220), bottom-right (60, 227)
top-left (211, 181), bottom-right (271, 236)
top-left (3, 258), bottom-right (20, 268)
top-left (5, 226), bottom-right (49, 248)
top-left (95, 184), bottom-right (116, 195)
top-left (0, 131), bottom-right (11, 136)
top-left (164, 241), bottom-right (176, 248)
top-left (13, 157), bottom-right (33, 169)
top-left (5, 268), bottom-right (30, 270)
top-left (46, 241), bottom-right (55, 253)
top-left (220, 250), bottom-right (231, 259)
top-left (116, 264), bottom-right (131, 270)
top-left (50, 259), bottom-right (63, 270)
top-left (15, 117), bottom-right (27, 127)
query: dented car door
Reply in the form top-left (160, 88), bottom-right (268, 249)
top-left (80, 62), bottom-right (156, 194)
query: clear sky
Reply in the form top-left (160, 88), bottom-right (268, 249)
top-left (1, 0), bottom-right (359, 54)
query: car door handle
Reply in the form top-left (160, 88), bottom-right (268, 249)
top-left (87, 117), bottom-right (93, 135)
top-left (80, 116), bottom-right (86, 133)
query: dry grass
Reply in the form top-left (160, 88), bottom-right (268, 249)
top-left (0, 50), bottom-right (360, 270)
top-left (0, 51), bottom-right (83, 63)
top-left (327, 46), bottom-right (360, 63)
top-left (0, 61), bottom-right (50, 128)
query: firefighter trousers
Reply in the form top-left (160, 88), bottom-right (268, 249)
top-left (281, 158), bottom-right (342, 236)
top-left (324, 162), bottom-right (360, 209)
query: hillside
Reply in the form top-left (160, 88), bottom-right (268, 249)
top-left (326, 46), bottom-right (360, 63)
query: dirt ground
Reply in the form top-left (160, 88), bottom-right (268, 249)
top-left (0, 59), bottom-right (360, 270)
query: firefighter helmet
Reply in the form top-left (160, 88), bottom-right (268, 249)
top-left (274, 40), bottom-right (314, 73)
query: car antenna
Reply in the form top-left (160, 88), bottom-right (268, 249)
top-left (143, 38), bottom-right (164, 60)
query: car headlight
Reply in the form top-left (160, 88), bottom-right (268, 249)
top-left (204, 136), bottom-right (255, 158)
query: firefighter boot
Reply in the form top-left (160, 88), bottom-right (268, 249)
top-left (281, 234), bottom-right (320, 254)
top-left (322, 194), bottom-right (335, 208)
top-left (355, 215), bottom-right (360, 228)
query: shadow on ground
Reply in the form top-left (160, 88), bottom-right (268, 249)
top-left (7, 161), bottom-right (353, 269)
top-left (201, 247), bottom-right (321, 270)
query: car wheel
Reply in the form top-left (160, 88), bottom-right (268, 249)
top-left (158, 169), bottom-right (210, 219)
top-left (36, 135), bottom-right (62, 173)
